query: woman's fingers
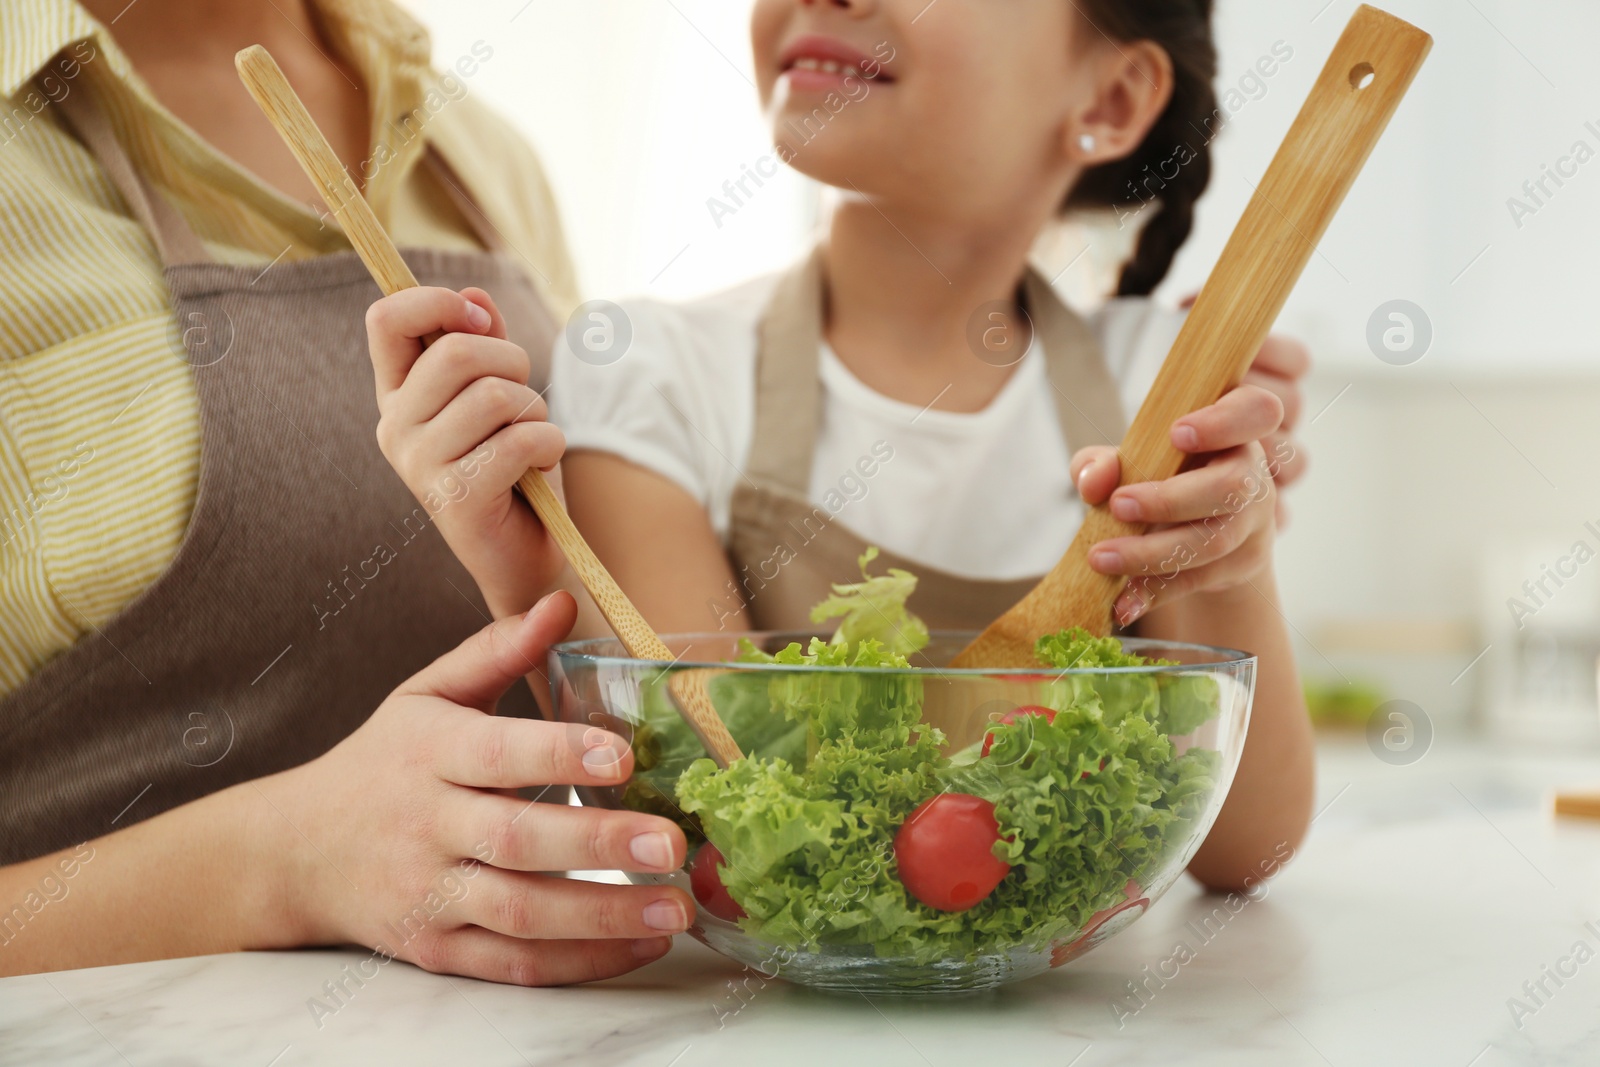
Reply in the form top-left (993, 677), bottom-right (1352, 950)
top-left (384, 334), bottom-right (534, 428)
top-left (415, 927), bottom-right (672, 987)
top-left (1171, 385), bottom-right (1283, 455)
top-left (446, 792), bottom-right (686, 874)
top-left (399, 593), bottom-right (577, 709)
top-left (456, 870), bottom-right (693, 940)
top-left (366, 287), bottom-right (495, 395)
top-left (436, 717), bottom-right (635, 789)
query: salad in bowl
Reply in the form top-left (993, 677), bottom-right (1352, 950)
top-left (551, 552), bottom-right (1254, 994)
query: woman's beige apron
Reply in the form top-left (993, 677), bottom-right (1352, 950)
top-left (726, 250), bottom-right (1128, 631)
top-left (0, 79), bottom-right (557, 864)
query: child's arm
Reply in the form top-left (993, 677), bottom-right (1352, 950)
top-left (563, 451), bottom-right (745, 635)
top-left (365, 287), bottom-right (567, 618)
top-left (1072, 383), bottom-right (1314, 892)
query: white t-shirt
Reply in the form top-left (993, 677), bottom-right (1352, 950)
top-left (551, 271), bottom-right (1185, 582)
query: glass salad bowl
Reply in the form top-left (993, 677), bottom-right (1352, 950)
top-left (550, 629), bottom-right (1254, 995)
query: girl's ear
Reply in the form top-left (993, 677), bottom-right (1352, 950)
top-left (1068, 40), bottom-right (1175, 166)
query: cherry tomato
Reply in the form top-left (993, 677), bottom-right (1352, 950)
top-left (689, 842), bottom-right (746, 922)
top-left (980, 705), bottom-right (1057, 757)
top-left (894, 793), bottom-right (1011, 912)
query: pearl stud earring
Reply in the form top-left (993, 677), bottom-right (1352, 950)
top-left (1079, 133), bottom-right (1097, 154)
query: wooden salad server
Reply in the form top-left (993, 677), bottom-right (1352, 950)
top-left (951, 5), bottom-right (1433, 669)
top-left (236, 45), bottom-right (743, 767)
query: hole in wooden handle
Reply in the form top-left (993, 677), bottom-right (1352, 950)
top-left (1349, 62), bottom-right (1376, 90)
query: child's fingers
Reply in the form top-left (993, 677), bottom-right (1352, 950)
top-left (1113, 546), bottom-right (1269, 627)
top-left (1250, 333), bottom-right (1312, 386)
top-left (474, 422), bottom-right (567, 485)
top-left (1264, 432), bottom-right (1307, 489)
top-left (1171, 385), bottom-right (1283, 454)
top-left (455, 871), bottom-right (692, 941)
top-left (1107, 447), bottom-right (1271, 527)
top-left (1071, 446), bottom-right (1121, 506)
top-left (1241, 367), bottom-right (1303, 434)
top-left (383, 335), bottom-right (533, 428)
top-left (460, 287), bottom-right (510, 343)
top-left (417, 927), bottom-right (671, 987)
top-left (1089, 510), bottom-right (1251, 580)
top-left (421, 378), bottom-right (551, 463)
top-left (366, 287), bottom-right (494, 395)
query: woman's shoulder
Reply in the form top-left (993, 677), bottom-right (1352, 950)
top-left (426, 94), bottom-right (581, 313)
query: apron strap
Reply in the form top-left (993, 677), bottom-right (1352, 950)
top-left (422, 148), bottom-right (511, 256)
top-left (1022, 267), bottom-right (1128, 452)
top-left (745, 245), bottom-right (826, 497)
top-left (46, 63), bottom-right (211, 267)
top-left (745, 247), bottom-right (1129, 497)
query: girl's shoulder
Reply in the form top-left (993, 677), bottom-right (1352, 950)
top-left (1084, 296), bottom-right (1189, 381)
top-left (605, 271), bottom-right (786, 369)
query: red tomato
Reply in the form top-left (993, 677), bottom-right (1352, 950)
top-left (894, 793), bottom-right (1012, 912)
top-left (980, 705), bottom-right (1057, 757)
top-left (689, 842), bottom-right (746, 922)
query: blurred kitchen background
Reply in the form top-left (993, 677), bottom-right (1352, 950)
top-left (399, 0), bottom-right (1600, 751)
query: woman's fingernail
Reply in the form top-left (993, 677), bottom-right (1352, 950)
top-left (1089, 549), bottom-right (1123, 573)
top-left (629, 831), bottom-right (674, 870)
top-left (582, 741), bottom-right (626, 775)
top-left (465, 302), bottom-right (491, 331)
top-left (643, 899), bottom-right (688, 932)
top-left (1173, 424), bottom-right (1200, 451)
top-left (632, 936), bottom-right (673, 961)
top-left (1110, 496), bottom-right (1141, 522)
top-left (530, 592), bottom-right (557, 615)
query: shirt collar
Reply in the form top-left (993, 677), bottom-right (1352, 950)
top-left (0, 0), bottom-right (113, 98)
top-left (0, 0), bottom-right (434, 100)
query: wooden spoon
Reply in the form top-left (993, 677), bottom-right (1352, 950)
top-left (951, 5), bottom-right (1433, 669)
top-left (235, 45), bottom-right (743, 767)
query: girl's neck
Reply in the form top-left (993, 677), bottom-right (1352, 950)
top-left (821, 193), bottom-right (1061, 414)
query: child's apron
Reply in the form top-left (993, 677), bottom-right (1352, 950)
top-left (726, 249), bottom-right (1128, 632)
top-left (0, 75), bottom-right (557, 863)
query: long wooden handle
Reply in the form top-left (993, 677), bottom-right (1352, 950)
top-left (235, 45), bottom-right (742, 766)
top-left (953, 6), bottom-right (1432, 668)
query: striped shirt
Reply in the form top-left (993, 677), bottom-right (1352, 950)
top-left (0, 0), bottom-right (579, 696)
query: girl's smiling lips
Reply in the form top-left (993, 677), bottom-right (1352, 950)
top-left (777, 34), bottom-right (895, 93)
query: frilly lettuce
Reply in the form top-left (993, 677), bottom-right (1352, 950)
top-left (655, 555), bottom-right (1225, 961)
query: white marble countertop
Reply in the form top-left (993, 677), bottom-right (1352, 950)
top-left (4, 738), bottom-right (1600, 1067)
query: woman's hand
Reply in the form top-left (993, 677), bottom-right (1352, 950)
top-left (265, 592), bottom-right (693, 985)
top-left (366, 287), bottom-right (565, 617)
top-left (1072, 384), bottom-right (1287, 628)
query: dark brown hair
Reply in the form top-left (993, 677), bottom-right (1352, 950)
top-left (1065, 0), bottom-right (1219, 297)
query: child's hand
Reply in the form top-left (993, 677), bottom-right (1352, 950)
top-left (1072, 383), bottom-right (1287, 627)
top-left (1180, 296), bottom-right (1310, 520)
top-left (270, 594), bottom-right (692, 985)
top-left (366, 287), bottom-right (565, 616)
top-left (1243, 333), bottom-right (1310, 521)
